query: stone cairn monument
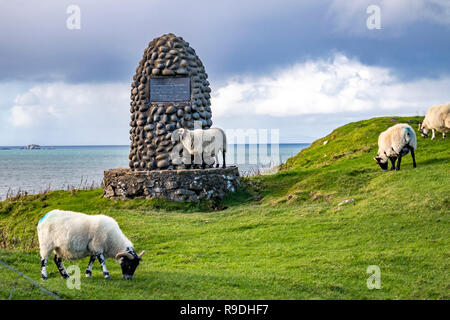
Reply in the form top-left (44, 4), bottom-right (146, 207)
top-left (103, 33), bottom-right (240, 202)
top-left (129, 33), bottom-right (212, 170)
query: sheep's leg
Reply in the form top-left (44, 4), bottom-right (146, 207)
top-left (215, 153), bottom-right (219, 168)
top-left (443, 132), bottom-right (446, 138)
top-left (431, 129), bottom-right (435, 140)
top-left (389, 157), bottom-right (396, 171)
top-left (85, 255), bottom-right (96, 278)
top-left (40, 257), bottom-right (49, 280)
top-left (201, 153), bottom-right (206, 169)
top-left (193, 152), bottom-right (201, 169)
top-left (186, 154), bottom-right (193, 169)
top-left (410, 147), bottom-right (417, 168)
top-left (39, 244), bottom-right (53, 280)
top-left (96, 253), bottom-right (110, 279)
top-left (222, 150), bottom-right (226, 168)
top-left (53, 254), bottom-right (70, 279)
top-left (395, 154), bottom-right (402, 171)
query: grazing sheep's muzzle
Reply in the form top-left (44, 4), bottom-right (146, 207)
top-left (376, 161), bottom-right (388, 171)
top-left (123, 274), bottom-right (133, 280)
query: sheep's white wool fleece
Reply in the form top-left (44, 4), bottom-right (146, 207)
top-left (181, 128), bottom-right (227, 154)
top-left (377, 123), bottom-right (417, 161)
top-left (37, 209), bottom-right (132, 260)
top-left (423, 103), bottom-right (450, 133)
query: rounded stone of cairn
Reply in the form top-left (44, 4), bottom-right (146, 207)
top-left (166, 106), bottom-right (177, 114)
top-left (129, 33), bottom-right (212, 170)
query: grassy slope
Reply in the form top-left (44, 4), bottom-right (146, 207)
top-left (0, 116), bottom-right (448, 300)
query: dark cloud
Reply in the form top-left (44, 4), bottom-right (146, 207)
top-left (0, 0), bottom-right (449, 84)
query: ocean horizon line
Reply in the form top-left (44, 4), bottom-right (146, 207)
top-left (0, 142), bottom-right (311, 148)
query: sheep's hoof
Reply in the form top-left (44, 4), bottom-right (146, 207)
top-left (41, 275), bottom-right (48, 281)
top-left (103, 272), bottom-right (111, 279)
top-left (85, 270), bottom-right (92, 278)
top-left (61, 274), bottom-right (70, 279)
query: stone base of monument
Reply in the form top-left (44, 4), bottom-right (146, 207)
top-left (103, 167), bottom-right (240, 202)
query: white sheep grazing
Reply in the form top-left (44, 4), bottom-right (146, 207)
top-left (418, 103), bottom-right (450, 139)
top-left (37, 209), bottom-right (145, 280)
top-left (374, 123), bottom-right (417, 171)
top-left (171, 127), bottom-right (227, 168)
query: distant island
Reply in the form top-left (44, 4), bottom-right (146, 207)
top-left (23, 144), bottom-right (41, 150)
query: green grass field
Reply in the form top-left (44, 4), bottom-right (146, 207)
top-left (0, 116), bottom-right (449, 299)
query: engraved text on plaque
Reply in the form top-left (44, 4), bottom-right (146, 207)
top-left (150, 77), bottom-right (190, 102)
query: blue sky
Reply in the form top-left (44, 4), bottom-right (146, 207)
top-left (0, 0), bottom-right (449, 145)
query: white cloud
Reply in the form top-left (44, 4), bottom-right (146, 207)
top-left (212, 53), bottom-right (450, 118)
top-left (6, 82), bottom-right (130, 145)
top-left (9, 82), bottom-right (129, 128)
top-left (3, 53), bottom-right (450, 145)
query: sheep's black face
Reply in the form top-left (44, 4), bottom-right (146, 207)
top-left (119, 256), bottom-right (140, 280)
top-left (374, 156), bottom-right (388, 171)
top-left (377, 161), bottom-right (388, 171)
top-left (115, 250), bottom-right (145, 280)
top-left (418, 123), bottom-right (429, 138)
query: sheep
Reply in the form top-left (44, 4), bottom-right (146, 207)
top-left (171, 127), bottom-right (227, 168)
top-left (418, 103), bottom-right (450, 139)
top-left (37, 209), bottom-right (145, 280)
top-left (374, 123), bottom-right (417, 171)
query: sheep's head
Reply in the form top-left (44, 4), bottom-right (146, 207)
top-left (171, 128), bottom-right (184, 143)
top-left (418, 122), bottom-right (429, 138)
top-left (172, 128), bottom-right (194, 150)
top-left (115, 249), bottom-right (145, 280)
top-left (373, 155), bottom-right (388, 171)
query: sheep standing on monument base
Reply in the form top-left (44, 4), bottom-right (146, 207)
top-left (37, 209), bottom-right (145, 280)
top-left (171, 127), bottom-right (227, 169)
top-left (374, 123), bottom-right (417, 171)
top-left (418, 103), bottom-right (450, 139)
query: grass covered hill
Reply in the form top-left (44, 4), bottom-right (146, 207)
top-left (0, 116), bottom-right (448, 299)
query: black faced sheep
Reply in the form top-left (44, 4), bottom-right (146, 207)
top-left (374, 123), bottom-right (417, 171)
top-left (418, 103), bottom-right (450, 139)
top-left (37, 209), bottom-right (145, 280)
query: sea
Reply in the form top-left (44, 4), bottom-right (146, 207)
top-left (0, 144), bottom-right (309, 200)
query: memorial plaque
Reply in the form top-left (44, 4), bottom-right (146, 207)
top-left (150, 77), bottom-right (190, 102)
